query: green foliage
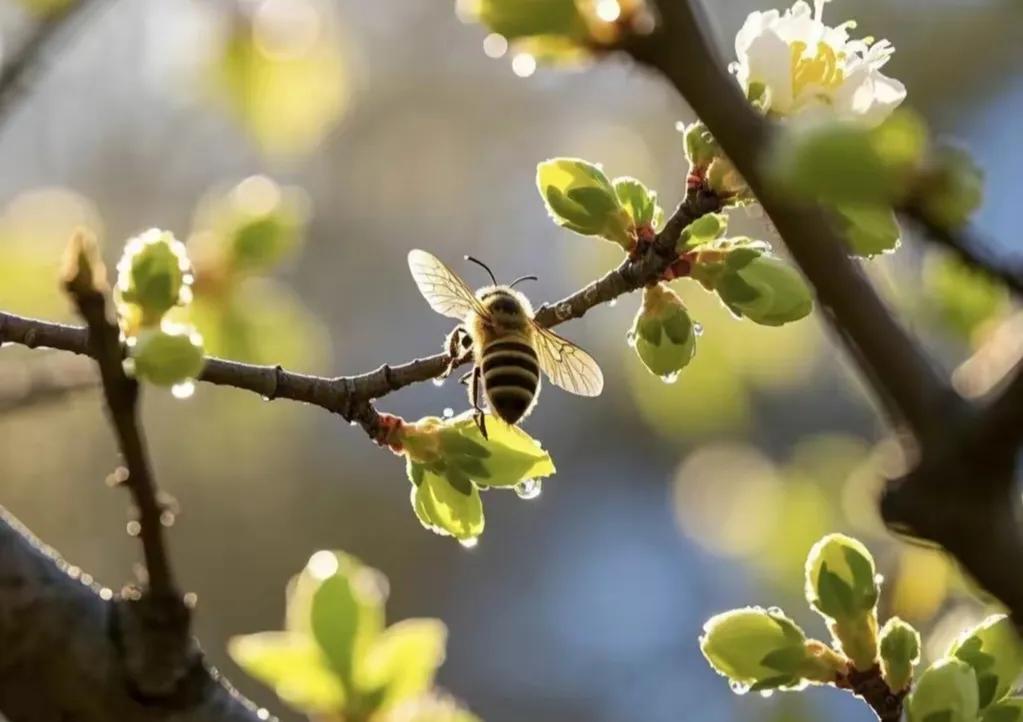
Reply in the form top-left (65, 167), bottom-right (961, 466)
top-left (924, 253), bottom-right (1009, 341)
top-left (983, 699), bottom-right (1023, 722)
top-left (682, 120), bottom-right (721, 170)
top-left (679, 212), bottom-right (728, 251)
top-left (948, 615), bottom-right (1023, 710)
top-left (908, 659), bottom-right (980, 722)
top-left (834, 204), bottom-right (901, 257)
top-left (690, 239), bottom-right (813, 327)
top-left (466, 0), bottom-right (587, 41)
top-left (700, 607), bottom-right (844, 692)
top-left (804, 533), bottom-right (879, 669)
top-left (231, 552), bottom-right (473, 721)
top-left (916, 147), bottom-right (985, 230)
top-left (400, 413), bottom-right (555, 543)
top-left (614, 177), bottom-right (664, 230)
top-left (536, 158), bottom-right (634, 248)
top-left (629, 283), bottom-right (697, 380)
top-left (115, 228), bottom-right (191, 327)
top-left (879, 617), bottom-right (921, 692)
top-left (128, 324), bottom-right (205, 388)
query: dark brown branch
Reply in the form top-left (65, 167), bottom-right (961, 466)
top-left (0, 352), bottom-right (97, 413)
top-left (0, 506), bottom-right (265, 722)
top-left (0, 0), bottom-right (105, 131)
top-left (0, 185), bottom-right (719, 441)
top-left (838, 664), bottom-right (906, 722)
top-left (900, 205), bottom-right (1023, 297)
top-left (630, 0), bottom-right (1023, 630)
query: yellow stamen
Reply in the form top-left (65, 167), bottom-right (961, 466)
top-left (790, 40), bottom-right (844, 98)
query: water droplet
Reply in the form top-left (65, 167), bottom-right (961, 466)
top-left (81, 573), bottom-right (94, 586)
top-left (758, 688), bottom-right (774, 698)
top-left (459, 536), bottom-right (479, 549)
top-left (99, 587), bottom-right (114, 601)
top-left (767, 606), bottom-right (783, 616)
top-left (608, 298), bottom-right (618, 308)
top-left (660, 371), bottom-right (680, 384)
top-left (260, 395), bottom-right (271, 402)
top-left (126, 520), bottom-right (141, 537)
top-left (443, 407), bottom-right (454, 418)
top-left (183, 591), bottom-right (199, 608)
top-left (160, 510), bottom-right (176, 527)
top-left (514, 478), bottom-right (542, 500)
top-left (126, 336), bottom-right (138, 348)
top-left (693, 322), bottom-right (704, 337)
top-left (67, 565), bottom-right (81, 580)
top-left (874, 573), bottom-right (885, 585)
top-left (0, 341), bottom-right (12, 348)
top-left (729, 680), bottom-right (750, 695)
top-left (257, 709), bottom-right (271, 721)
top-left (432, 377), bottom-right (445, 387)
top-left (625, 331), bottom-right (638, 348)
top-left (307, 550), bottom-right (339, 580)
top-left (171, 380), bottom-right (195, 399)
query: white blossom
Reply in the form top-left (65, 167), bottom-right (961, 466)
top-left (730, 0), bottom-right (906, 125)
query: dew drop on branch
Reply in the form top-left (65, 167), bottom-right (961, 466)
top-left (432, 377), bottom-right (445, 387)
top-left (608, 298), bottom-right (618, 308)
top-left (126, 520), bottom-right (141, 537)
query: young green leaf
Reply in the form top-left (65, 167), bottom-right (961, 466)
top-left (408, 459), bottom-right (485, 541)
top-left (228, 632), bottom-right (345, 713)
top-left (614, 176), bottom-right (663, 230)
top-left (834, 204), bottom-right (901, 257)
top-left (465, 0), bottom-right (587, 40)
top-left (629, 283), bottom-right (697, 381)
top-left (359, 619), bottom-right (447, 709)
top-left (908, 659), bottom-right (980, 722)
top-left (804, 534), bottom-right (880, 670)
top-left (444, 414), bottom-right (556, 487)
top-left (115, 228), bottom-right (192, 327)
top-left (129, 323), bottom-right (205, 387)
top-left (879, 617), bottom-right (921, 692)
top-left (948, 615), bottom-right (1023, 710)
top-left (536, 158), bottom-right (633, 248)
top-left (679, 213), bottom-right (728, 250)
top-left (982, 698), bottom-right (1023, 722)
top-left (916, 146), bottom-right (984, 230)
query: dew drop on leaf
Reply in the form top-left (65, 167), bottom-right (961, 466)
top-left (693, 322), bottom-right (704, 337)
top-left (443, 407), bottom-right (454, 418)
top-left (767, 606), bottom-right (783, 616)
top-left (759, 689), bottom-right (774, 698)
top-left (660, 371), bottom-right (680, 384)
top-left (514, 478), bottom-right (543, 500)
top-left (625, 331), bottom-right (638, 348)
top-left (729, 680), bottom-right (750, 696)
top-left (459, 536), bottom-right (479, 549)
top-left (171, 380), bottom-right (195, 399)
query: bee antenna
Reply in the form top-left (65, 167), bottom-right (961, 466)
top-left (464, 255), bottom-right (497, 286)
top-left (509, 275), bottom-right (539, 289)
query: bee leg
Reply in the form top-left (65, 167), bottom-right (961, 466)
top-left (458, 370), bottom-right (473, 386)
top-left (442, 326), bottom-right (473, 378)
top-left (469, 366), bottom-right (488, 440)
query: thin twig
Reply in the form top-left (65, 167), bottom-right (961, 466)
top-left (60, 233), bottom-right (177, 599)
top-left (0, 185), bottom-right (719, 440)
top-left (0, 0), bottom-right (105, 132)
top-left (900, 205), bottom-right (1023, 297)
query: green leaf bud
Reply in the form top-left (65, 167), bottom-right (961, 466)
top-left (115, 228), bottom-right (192, 327)
top-left (917, 146), bottom-right (984, 230)
top-left (128, 323), bottom-right (205, 388)
top-left (628, 283), bottom-right (697, 381)
top-left (700, 607), bottom-right (843, 693)
top-left (804, 534), bottom-right (880, 670)
top-left (682, 121), bottom-right (721, 169)
top-left (834, 204), bottom-right (901, 257)
top-left (907, 659), bottom-right (980, 722)
top-left (879, 617), bottom-right (921, 692)
top-left (982, 698), bottom-right (1023, 722)
top-left (613, 176), bottom-right (663, 230)
top-left (464, 0), bottom-right (587, 41)
top-left (679, 213), bottom-right (728, 251)
top-left (948, 615), bottom-right (1023, 709)
top-left (536, 158), bottom-right (633, 248)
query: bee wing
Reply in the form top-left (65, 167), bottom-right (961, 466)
top-left (408, 249), bottom-right (487, 321)
top-left (532, 323), bottom-right (604, 397)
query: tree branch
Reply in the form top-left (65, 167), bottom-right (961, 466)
top-left (0, 184), bottom-right (719, 442)
top-left (0, 0), bottom-right (105, 131)
top-left (0, 506), bottom-right (266, 722)
top-left (630, 0), bottom-right (1023, 631)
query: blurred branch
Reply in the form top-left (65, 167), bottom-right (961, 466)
top-left (0, 506), bottom-right (266, 722)
top-left (629, 0), bottom-right (1023, 632)
top-left (0, 185), bottom-right (719, 441)
top-left (900, 205), bottom-right (1023, 297)
top-left (0, 0), bottom-right (105, 131)
top-left (0, 352), bottom-right (96, 413)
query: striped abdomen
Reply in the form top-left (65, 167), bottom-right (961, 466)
top-left (481, 338), bottom-right (539, 425)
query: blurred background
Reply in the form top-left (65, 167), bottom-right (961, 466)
top-left (0, 1), bottom-right (1021, 720)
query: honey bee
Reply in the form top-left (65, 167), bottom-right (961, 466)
top-left (408, 249), bottom-right (603, 437)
